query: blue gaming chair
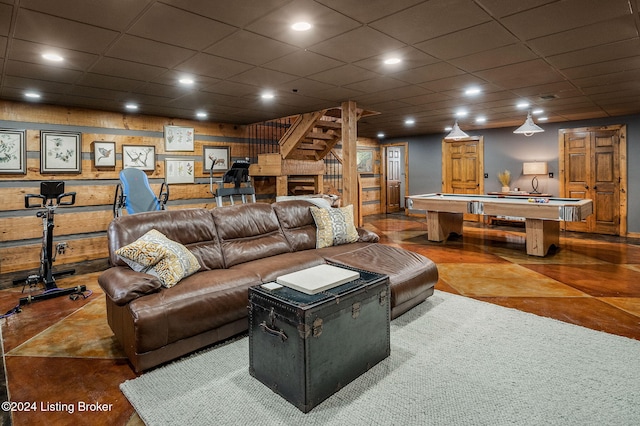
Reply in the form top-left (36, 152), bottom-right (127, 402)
top-left (113, 168), bottom-right (169, 217)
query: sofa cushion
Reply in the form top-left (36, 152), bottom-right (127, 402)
top-left (107, 209), bottom-right (224, 270)
top-left (128, 269), bottom-right (261, 353)
top-left (212, 203), bottom-right (292, 268)
top-left (231, 250), bottom-right (326, 283)
top-left (310, 204), bottom-right (359, 248)
top-left (272, 200), bottom-right (318, 251)
top-left (115, 229), bottom-right (168, 272)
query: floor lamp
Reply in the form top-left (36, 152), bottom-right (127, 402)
top-left (523, 162), bottom-right (548, 194)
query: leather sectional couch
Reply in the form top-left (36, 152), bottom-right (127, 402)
top-left (98, 200), bottom-right (438, 372)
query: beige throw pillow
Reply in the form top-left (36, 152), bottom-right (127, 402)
top-left (310, 205), bottom-right (359, 249)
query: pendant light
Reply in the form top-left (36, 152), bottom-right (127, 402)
top-left (513, 111), bottom-right (544, 136)
top-left (444, 120), bottom-right (469, 140)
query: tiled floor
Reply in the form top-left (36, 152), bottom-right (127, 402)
top-left (1, 214), bottom-right (639, 425)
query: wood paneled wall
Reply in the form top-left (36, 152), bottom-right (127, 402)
top-left (0, 101), bottom-right (245, 287)
top-left (0, 101), bottom-right (382, 287)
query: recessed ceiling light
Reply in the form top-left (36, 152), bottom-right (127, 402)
top-left (125, 103), bottom-right (138, 111)
top-left (444, 126), bottom-right (453, 131)
top-left (538, 116), bottom-right (548, 121)
top-left (532, 109), bottom-right (544, 115)
top-left (517, 102), bottom-right (530, 109)
top-left (42, 53), bottom-right (64, 62)
top-left (179, 77), bottom-right (194, 85)
top-left (291, 22), bottom-right (312, 31)
top-left (475, 116), bottom-right (486, 123)
top-left (261, 92), bottom-right (275, 100)
top-left (384, 58), bottom-right (401, 65)
top-left (455, 109), bottom-right (468, 117)
top-left (196, 111), bottom-right (208, 119)
top-left (465, 87), bottom-right (481, 96)
top-left (405, 118), bottom-right (415, 125)
top-left (24, 92), bottom-right (41, 99)
top-left (377, 132), bottom-right (385, 138)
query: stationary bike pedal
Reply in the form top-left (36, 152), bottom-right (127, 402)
top-left (69, 294), bottom-right (79, 301)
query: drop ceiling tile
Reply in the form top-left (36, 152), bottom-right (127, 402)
top-left (229, 67), bottom-right (298, 87)
top-left (369, 0), bottom-right (492, 45)
top-left (5, 60), bottom-right (83, 84)
top-left (244, 0), bottom-right (361, 48)
top-left (76, 73), bottom-right (143, 92)
top-left (475, 59), bottom-right (565, 89)
top-left (475, 0), bottom-right (558, 18)
top-left (0, 36), bottom-right (7, 58)
top-left (450, 43), bottom-right (539, 73)
top-left (562, 56), bottom-right (640, 80)
top-left (174, 53), bottom-right (254, 80)
top-left (263, 50), bottom-right (344, 77)
top-left (205, 31), bottom-right (298, 66)
top-left (315, 0), bottom-right (424, 24)
top-left (14, 9), bottom-right (119, 54)
top-left (18, 0), bottom-right (153, 31)
top-left (419, 74), bottom-right (488, 93)
top-left (272, 78), bottom-right (335, 98)
top-left (160, 0), bottom-right (290, 28)
top-left (131, 82), bottom-right (194, 99)
top-left (353, 46), bottom-right (440, 74)
top-left (573, 69), bottom-right (640, 89)
top-left (391, 62), bottom-right (465, 85)
top-left (0, 3), bottom-right (12, 36)
top-left (415, 21), bottom-right (518, 60)
top-left (511, 81), bottom-right (580, 99)
top-left (202, 80), bottom-right (260, 97)
top-left (527, 16), bottom-right (638, 57)
top-left (547, 39), bottom-right (640, 70)
top-left (106, 35), bottom-right (195, 68)
top-left (309, 64), bottom-right (378, 86)
top-left (127, 3), bottom-right (236, 51)
top-left (309, 26), bottom-right (406, 63)
top-left (2, 76), bottom-right (72, 94)
top-left (90, 57), bottom-right (166, 82)
top-left (8, 39), bottom-right (98, 71)
top-left (401, 92), bottom-right (452, 106)
top-left (344, 76), bottom-right (408, 93)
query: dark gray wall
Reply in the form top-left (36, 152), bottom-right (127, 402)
top-left (384, 113), bottom-right (640, 233)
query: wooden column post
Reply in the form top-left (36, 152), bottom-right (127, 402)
top-left (341, 101), bottom-right (358, 223)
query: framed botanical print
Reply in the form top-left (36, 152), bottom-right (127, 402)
top-left (40, 131), bottom-right (82, 174)
top-left (165, 158), bottom-right (195, 184)
top-left (0, 128), bottom-right (27, 174)
top-left (202, 145), bottom-right (230, 174)
top-left (164, 125), bottom-right (194, 152)
top-left (357, 148), bottom-right (374, 173)
top-left (93, 141), bottom-right (116, 167)
top-left (123, 145), bottom-right (156, 171)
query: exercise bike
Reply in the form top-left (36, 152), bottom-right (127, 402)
top-left (12, 181), bottom-right (87, 306)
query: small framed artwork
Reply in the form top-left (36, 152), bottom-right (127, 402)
top-left (0, 128), bottom-right (27, 174)
top-left (92, 141), bottom-right (116, 167)
top-left (40, 130), bottom-right (82, 174)
top-left (164, 125), bottom-right (194, 152)
top-left (123, 145), bottom-right (156, 171)
top-left (357, 148), bottom-right (374, 173)
top-left (202, 145), bottom-right (230, 174)
top-left (165, 158), bottom-right (195, 184)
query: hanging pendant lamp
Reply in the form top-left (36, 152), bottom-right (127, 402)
top-left (444, 120), bottom-right (469, 140)
top-left (513, 111), bottom-right (544, 136)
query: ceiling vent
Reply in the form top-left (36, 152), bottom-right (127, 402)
top-left (539, 94), bottom-right (557, 101)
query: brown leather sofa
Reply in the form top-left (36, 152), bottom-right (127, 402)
top-left (98, 200), bottom-right (438, 372)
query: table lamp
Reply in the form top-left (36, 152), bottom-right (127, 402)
top-left (522, 162), bottom-right (548, 194)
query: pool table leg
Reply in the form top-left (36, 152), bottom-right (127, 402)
top-left (426, 211), bottom-right (463, 242)
top-left (525, 219), bottom-right (559, 256)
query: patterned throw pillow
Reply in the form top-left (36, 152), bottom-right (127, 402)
top-left (116, 229), bottom-right (200, 288)
top-left (310, 205), bottom-right (359, 249)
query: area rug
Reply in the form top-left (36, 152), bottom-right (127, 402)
top-left (121, 291), bottom-right (640, 425)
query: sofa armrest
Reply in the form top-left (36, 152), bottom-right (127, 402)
top-left (357, 227), bottom-right (379, 243)
top-left (98, 266), bottom-right (162, 306)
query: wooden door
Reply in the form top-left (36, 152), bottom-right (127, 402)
top-left (561, 126), bottom-right (625, 235)
top-left (386, 146), bottom-right (401, 213)
top-left (442, 137), bottom-right (484, 220)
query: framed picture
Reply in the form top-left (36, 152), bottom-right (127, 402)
top-left (0, 128), bottom-right (27, 174)
top-left (164, 125), bottom-right (194, 152)
top-left (40, 130), bottom-right (82, 174)
top-left (202, 145), bottom-right (230, 174)
top-left (357, 148), bottom-right (374, 173)
top-left (165, 158), bottom-right (195, 184)
top-left (123, 145), bottom-right (156, 171)
top-left (92, 141), bottom-right (116, 167)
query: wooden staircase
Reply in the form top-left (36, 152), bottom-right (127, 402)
top-left (248, 105), bottom-right (379, 197)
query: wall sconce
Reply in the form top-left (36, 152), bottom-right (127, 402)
top-left (522, 162), bottom-right (548, 194)
top-left (514, 111), bottom-right (544, 136)
top-left (444, 120), bottom-right (469, 140)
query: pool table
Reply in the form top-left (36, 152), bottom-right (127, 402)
top-left (406, 193), bottom-right (593, 256)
